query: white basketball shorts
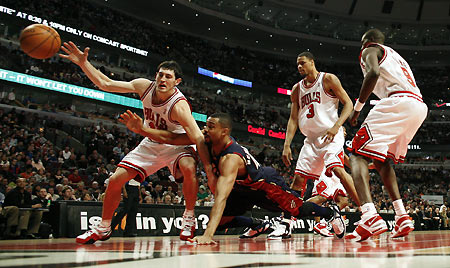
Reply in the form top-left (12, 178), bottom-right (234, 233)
top-left (118, 138), bottom-right (197, 182)
top-left (311, 171), bottom-right (347, 201)
top-left (349, 94), bottom-right (427, 163)
top-left (295, 127), bottom-right (345, 179)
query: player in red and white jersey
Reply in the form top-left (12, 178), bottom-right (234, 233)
top-left (347, 29), bottom-right (428, 241)
top-left (59, 41), bottom-right (215, 244)
top-left (283, 52), bottom-right (360, 207)
top-left (308, 170), bottom-right (349, 237)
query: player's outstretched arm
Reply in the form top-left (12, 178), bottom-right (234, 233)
top-left (189, 155), bottom-right (239, 244)
top-left (322, 74), bottom-right (353, 142)
top-left (59, 41), bottom-right (150, 96)
top-left (119, 110), bottom-right (192, 145)
top-left (282, 84), bottom-right (299, 167)
top-left (171, 100), bottom-right (216, 182)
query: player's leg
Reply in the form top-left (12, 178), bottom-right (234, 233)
top-left (102, 167), bottom-right (138, 223)
top-left (373, 159), bottom-right (400, 201)
top-left (373, 159), bottom-right (413, 238)
top-left (333, 166), bottom-right (361, 206)
top-left (346, 155), bottom-right (387, 241)
top-left (307, 195), bottom-right (333, 237)
top-left (178, 156), bottom-right (198, 240)
top-left (76, 167), bottom-right (137, 244)
top-left (335, 195), bottom-right (349, 210)
top-left (348, 155), bottom-right (372, 204)
top-left (293, 140), bottom-right (321, 197)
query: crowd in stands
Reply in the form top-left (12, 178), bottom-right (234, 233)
top-left (2, 0), bottom-right (450, 105)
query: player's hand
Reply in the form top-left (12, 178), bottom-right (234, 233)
top-left (188, 235), bottom-right (217, 245)
top-left (282, 146), bottom-right (293, 167)
top-left (59, 41), bottom-right (89, 66)
top-left (119, 110), bottom-right (143, 134)
top-left (322, 125), bottom-right (339, 143)
top-left (348, 110), bottom-right (360, 126)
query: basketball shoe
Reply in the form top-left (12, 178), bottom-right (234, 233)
top-left (75, 225), bottom-right (112, 244)
top-left (313, 219), bottom-right (334, 237)
top-left (329, 204), bottom-right (346, 239)
top-left (239, 220), bottom-right (273, 239)
top-left (391, 214), bottom-right (414, 238)
top-left (267, 217), bottom-right (292, 240)
top-left (180, 214), bottom-right (196, 241)
top-left (345, 213), bottom-right (388, 242)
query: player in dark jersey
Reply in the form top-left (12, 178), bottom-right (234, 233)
top-left (119, 111), bottom-right (346, 244)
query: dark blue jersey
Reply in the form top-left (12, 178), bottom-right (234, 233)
top-left (213, 138), bottom-right (303, 216)
top-left (211, 138), bottom-right (268, 182)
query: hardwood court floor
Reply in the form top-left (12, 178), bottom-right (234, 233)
top-left (0, 231), bottom-right (450, 267)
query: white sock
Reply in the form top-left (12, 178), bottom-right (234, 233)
top-left (100, 220), bottom-right (111, 229)
top-left (183, 209), bottom-right (194, 217)
top-left (393, 199), bottom-right (407, 215)
top-left (361, 203), bottom-right (377, 216)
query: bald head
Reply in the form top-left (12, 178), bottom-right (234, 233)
top-left (362, 29), bottom-right (385, 44)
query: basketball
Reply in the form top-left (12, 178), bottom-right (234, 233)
top-left (19, 24), bottom-right (61, 59)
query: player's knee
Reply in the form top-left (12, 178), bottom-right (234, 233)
top-left (180, 163), bottom-right (197, 178)
top-left (178, 159), bottom-right (197, 178)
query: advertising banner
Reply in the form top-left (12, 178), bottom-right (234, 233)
top-left (59, 201), bottom-right (395, 238)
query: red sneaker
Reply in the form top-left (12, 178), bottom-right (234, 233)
top-left (345, 214), bottom-right (388, 242)
top-left (313, 220), bottom-right (334, 237)
top-left (391, 214), bottom-right (414, 238)
top-left (76, 226), bottom-right (112, 244)
top-left (180, 215), bottom-right (196, 241)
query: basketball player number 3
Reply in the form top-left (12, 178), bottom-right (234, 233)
top-left (306, 104), bottom-right (315, 118)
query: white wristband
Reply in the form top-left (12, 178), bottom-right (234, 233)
top-left (354, 99), bottom-right (365, 112)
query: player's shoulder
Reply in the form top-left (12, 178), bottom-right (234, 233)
top-left (322, 72), bottom-right (338, 81)
top-left (130, 78), bottom-right (153, 92)
top-left (290, 82), bottom-right (300, 101)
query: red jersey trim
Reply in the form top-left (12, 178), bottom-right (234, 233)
top-left (301, 72), bottom-right (322, 89)
top-left (140, 81), bottom-right (155, 101)
top-left (360, 42), bottom-right (387, 65)
top-left (117, 161), bottom-right (147, 182)
top-left (151, 87), bottom-right (180, 107)
top-left (388, 91), bottom-right (423, 102)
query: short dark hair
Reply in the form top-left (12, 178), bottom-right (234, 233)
top-left (363, 29), bottom-right (385, 44)
top-left (297, 51), bottom-right (315, 61)
top-left (157, 60), bottom-right (183, 79)
top-left (210, 113), bottom-right (233, 131)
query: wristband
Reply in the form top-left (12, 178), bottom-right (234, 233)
top-left (354, 99), bottom-right (365, 112)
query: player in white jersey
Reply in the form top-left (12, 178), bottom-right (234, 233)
top-left (59, 41), bottom-right (215, 244)
top-left (347, 29), bottom-right (428, 241)
top-left (283, 52), bottom-right (360, 207)
top-left (308, 170), bottom-right (348, 237)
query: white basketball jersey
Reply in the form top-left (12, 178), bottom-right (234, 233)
top-left (359, 43), bottom-right (422, 99)
top-left (140, 81), bottom-right (188, 142)
top-left (297, 72), bottom-right (339, 138)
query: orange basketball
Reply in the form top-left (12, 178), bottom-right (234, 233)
top-left (19, 24), bottom-right (61, 59)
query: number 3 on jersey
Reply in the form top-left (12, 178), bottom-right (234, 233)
top-left (306, 104), bottom-right (315, 118)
